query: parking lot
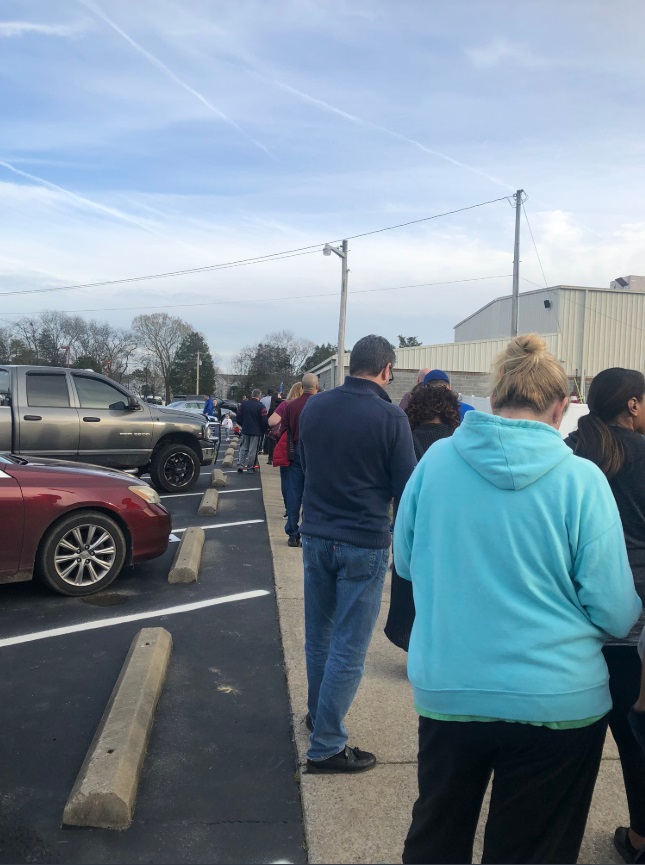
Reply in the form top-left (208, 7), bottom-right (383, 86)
top-left (0, 457), bottom-right (305, 865)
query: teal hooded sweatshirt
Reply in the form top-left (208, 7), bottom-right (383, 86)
top-left (394, 411), bottom-right (642, 723)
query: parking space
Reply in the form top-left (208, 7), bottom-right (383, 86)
top-left (0, 459), bottom-right (305, 865)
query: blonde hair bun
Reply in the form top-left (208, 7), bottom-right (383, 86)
top-left (491, 333), bottom-right (568, 413)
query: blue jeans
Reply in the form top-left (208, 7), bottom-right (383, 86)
top-left (279, 466), bottom-right (288, 511)
top-left (285, 442), bottom-right (304, 537)
top-left (303, 535), bottom-right (390, 761)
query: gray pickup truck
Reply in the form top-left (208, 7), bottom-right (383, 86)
top-left (0, 365), bottom-right (217, 492)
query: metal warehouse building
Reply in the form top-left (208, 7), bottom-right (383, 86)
top-left (309, 274), bottom-right (645, 402)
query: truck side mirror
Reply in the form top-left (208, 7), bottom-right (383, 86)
top-left (127, 396), bottom-right (142, 411)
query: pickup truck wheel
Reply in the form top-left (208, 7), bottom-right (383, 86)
top-left (150, 443), bottom-right (200, 492)
top-left (37, 511), bottom-right (126, 597)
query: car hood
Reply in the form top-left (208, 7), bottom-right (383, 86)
top-left (2, 454), bottom-right (145, 483)
top-left (155, 405), bottom-right (209, 425)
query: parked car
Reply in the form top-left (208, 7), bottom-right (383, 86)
top-left (0, 452), bottom-right (171, 596)
top-left (166, 399), bottom-right (238, 428)
top-left (0, 366), bottom-right (216, 493)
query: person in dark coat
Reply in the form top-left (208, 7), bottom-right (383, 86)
top-left (384, 381), bottom-right (461, 651)
top-left (565, 367), bottom-right (645, 864)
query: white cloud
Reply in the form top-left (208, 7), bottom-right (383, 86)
top-left (0, 21), bottom-right (83, 39)
top-left (465, 38), bottom-right (549, 69)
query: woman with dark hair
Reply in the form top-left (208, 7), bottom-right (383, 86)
top-left (566, 367), bottom-right (645, 864)
top-left (384, 382), bottom-right (461, 651)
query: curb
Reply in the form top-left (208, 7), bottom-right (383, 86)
top-left (198, 488), bottom-right (219, 516)
top-left (63, 627), bottom-right (173, 829)
top-left (211, 468), bottom-right (230, 487)
top-left (222, 455), bottom-right (235, 468)
top-left (168, 526), bottom-right (205, 583)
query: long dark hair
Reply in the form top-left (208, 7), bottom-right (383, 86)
top-left (405, 383), bottom-right (461, 431)
top-left (574, 368), bottom-right (645, 478)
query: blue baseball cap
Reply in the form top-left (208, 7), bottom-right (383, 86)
top-left (423, 369), bottom-right (450, 384)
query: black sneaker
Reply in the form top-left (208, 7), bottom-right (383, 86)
top-left (307, 746), bottom-right (376, 774)
top-left (237, 466), bottom-right (244, 473)
top-left (614, 827), bottom-right (644, 864)
top-left (305, 713), bottom-right (314, 732)
top-left (287, 535), bottom-right (301, 548)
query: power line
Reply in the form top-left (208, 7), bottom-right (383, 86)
top-left (0, 195), bottom-right (510, 299)
top-left (0, 274), bottom-right (512, 318)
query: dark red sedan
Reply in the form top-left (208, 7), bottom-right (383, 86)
top-left (0, 453), bottom-right (171, 596)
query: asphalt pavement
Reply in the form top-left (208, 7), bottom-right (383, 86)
top-left (0, 456), bottom-right (305, 864)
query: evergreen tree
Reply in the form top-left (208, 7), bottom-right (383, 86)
top-left (169, 331), bottom-right (217, 396)
top-left (398, 335), bottom-right (422, 348)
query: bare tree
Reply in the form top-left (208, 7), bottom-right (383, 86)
top-left (132, 313), bottom-right (192, 402)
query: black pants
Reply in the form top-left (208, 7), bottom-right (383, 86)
top-left (604, 644), bottom-right (645, 836)
top-left (403, 715), bottom-right (608, 864)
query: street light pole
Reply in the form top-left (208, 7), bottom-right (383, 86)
top-left (323, 240), bottom-right (349, 387)
top-left (196, 351), bottom-right (201, 395)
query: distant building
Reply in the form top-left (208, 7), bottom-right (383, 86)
top-left (308, 275), bottom-right (645, 401)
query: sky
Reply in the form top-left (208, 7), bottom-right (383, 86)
top-left (1, 0), bottom-right (644, 370)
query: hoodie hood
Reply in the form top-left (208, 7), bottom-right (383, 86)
top-left (452, 410), bottom-right (572, 490)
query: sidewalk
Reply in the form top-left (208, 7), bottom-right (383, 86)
top-left (259, 460), bottom-right (629, 864)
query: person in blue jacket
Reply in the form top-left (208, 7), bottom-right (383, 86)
top-left (395, 334), bottom-right (641, 865)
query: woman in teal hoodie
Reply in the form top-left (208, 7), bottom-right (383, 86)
top-left (395, 334), bottom-right (641, 865)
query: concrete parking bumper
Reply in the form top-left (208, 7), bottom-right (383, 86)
top-left (198, 488), bottom-right (219, 516)
top-left (168, 526), bottom-right (205, 583)
top-left (63, 627), bottom-right (172, 830)
top-left (211, 468), bottom-right (230, 487)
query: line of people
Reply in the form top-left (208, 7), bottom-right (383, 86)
top-left (272, 333), bottom-right (645, 865)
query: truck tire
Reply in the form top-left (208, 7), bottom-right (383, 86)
top-left (37, 511), bottom-right (127, 597)
top-left (150, 442), bottom-right (200, 492)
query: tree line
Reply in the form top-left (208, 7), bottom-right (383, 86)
top-left (0, 311), bottom-right (218, 403)
top-left (0, 310), bottom-right (424, 402)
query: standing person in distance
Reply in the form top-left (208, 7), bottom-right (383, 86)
top-left (269, 382), bottom-right (302, 516)
top-left (565, 368), bottom-right (645, 864)
top-left (202, 394), bottom-right (215, 420)
top-left (299, 335), bottom-right (416, 773)
top-left (260, 389), bottom-right (273, 455)
top-left (281, 374), bottom-right (318, 547)
top-left (221, 412), bottom-right (233, 443)
top-left (236, 388), bottom-right (268, 473)
top-left (396, 335), bottom-right (641, 865)
top-left (384, 381), bottom-right (461, 652)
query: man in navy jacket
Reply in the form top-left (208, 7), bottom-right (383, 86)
top-left (299, 334), bottom-right (416, 774)
top-left (236, 389), bottom-right (267, 471)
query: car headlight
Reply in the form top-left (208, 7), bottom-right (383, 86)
top-left (129, 485), bottom-right (161, 505)
top-left (203, 424), bottom-right (213, 440)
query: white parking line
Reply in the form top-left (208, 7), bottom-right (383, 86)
top-left (161, 488), bottom-right (259, 500)
top-left (0, 590), bottom-right (270, 649)
top-left (172, 519), bottom-right (265, 535)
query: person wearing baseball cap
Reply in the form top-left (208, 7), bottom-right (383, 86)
top-left (423, 369), bottom-right (475, 419)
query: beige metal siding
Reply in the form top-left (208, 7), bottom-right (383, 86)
top-left (395, 334), bottom-right (560, 373)
top-left (578, 290), bottom-right (645, 375)
top-left (455, 289), bottom-right (562, 342)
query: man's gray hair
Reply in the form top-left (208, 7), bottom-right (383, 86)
top-left (251, 388), bottom-right (262, 398)
top-left (349, 335), bottom-right (396, 377)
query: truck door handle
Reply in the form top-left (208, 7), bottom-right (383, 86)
top-left (24, 415), bottom-right (42, 421)
top-left (83, 417), bottom-right (101, 422)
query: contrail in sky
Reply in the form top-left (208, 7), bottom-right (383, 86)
top-left (0, 159), bottom-right (166, 236)
top-left (78, 0), bottom-right (271, 157)
top-left (272, 80), bottom-right (514, 191)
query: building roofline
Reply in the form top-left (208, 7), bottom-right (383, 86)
top-left (453, 284), bottom-right (644, 329)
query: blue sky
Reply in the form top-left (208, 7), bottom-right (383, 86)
top-left (1, 0), bottom-right (644, 368)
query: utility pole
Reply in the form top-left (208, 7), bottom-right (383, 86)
top-left (196, 351), bottom-right (200, 395)
top-left (337, 240), bottom-right (349, 387)
top-left (511, 189), bottom-right (524, 337)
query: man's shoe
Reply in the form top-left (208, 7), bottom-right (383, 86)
top-left (305, 713), bottom-right (314, 732)
top-left (287, 535), bottom-right (301, 548)
top-left (237, 466), bottom-right (244, 473)
top-left (307, 746), bottom-right (376, 774)
top-left (614, 827), bottom-right (644, 864)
